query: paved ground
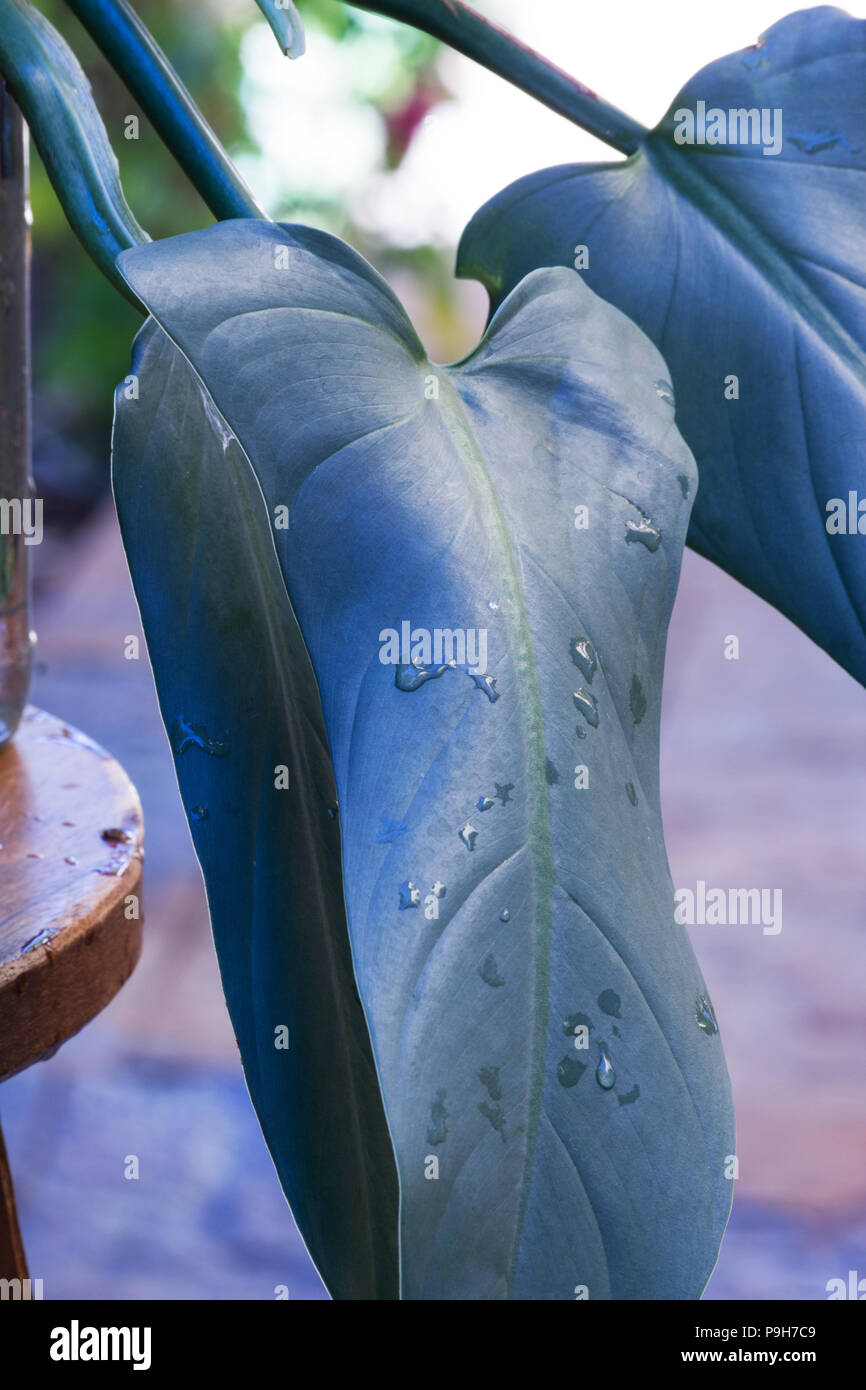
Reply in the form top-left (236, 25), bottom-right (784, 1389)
top-left (1, 502), bottom-right (863, 1300)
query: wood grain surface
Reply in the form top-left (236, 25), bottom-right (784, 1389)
top-left (0, 706), bottom-right (144, 1082)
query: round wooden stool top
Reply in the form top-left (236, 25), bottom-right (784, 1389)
top-left (0, 706), bottom-right (144, 1083)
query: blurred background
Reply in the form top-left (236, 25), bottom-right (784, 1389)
top-left (1, 0), bottom-right (865, 1299)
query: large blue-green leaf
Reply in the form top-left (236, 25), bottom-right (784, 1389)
top-left (110, 319), bottom-right (398, 1302)
top-left (112, 220), bottom-right (734, 1299)
top-left (458, 5), bottom-right (866, 688)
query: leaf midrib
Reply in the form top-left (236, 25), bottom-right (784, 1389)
top-left (436, 365), bottom-right (554, 1299)
top-left (645, 136), bottom-right (866, 385)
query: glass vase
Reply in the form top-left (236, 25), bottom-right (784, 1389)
top-left (0, 85), bottom-right (34, 747)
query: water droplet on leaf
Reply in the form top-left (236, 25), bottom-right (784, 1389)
top-left (557, 1055), bottom-right (586, 1089)
top-left (655, 379), bottom-right (675, 407)
top-left (625, 517), bottom-right (662, 552)
top-left (596, 1048), bottom-right (616, 1090)
top-left (398, 880), bottom-right (421, 910)
top-left (395, 661), bottom-right (453, 692)
top-left (570, 637), bottom-right (597, 684)
top-left (171, 716), bottom-right (229, 758)
top-left (459, 822), bottom-right (478, 851)
top-left (573, 688), bottom-right (599, 728)
top-left (478, 1065), bottom-right (502, 1100)
top-left (468, 672), bottom-right (500, 702)
top-left (479, 953), bottom-right (505, 987)
top-left (630, 675), bottom-right (647, 725)
top-left (427, 1089), bottom-right (448, 1145)
top-left (376, 816), bottom-right (409, 843)
top-left (695, 993), bottom-right (719, 1035)
top-left (598, 989), bottom-right (622, 1018)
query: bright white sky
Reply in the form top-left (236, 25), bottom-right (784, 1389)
top-left (235, 0), bottom-right (866, 246)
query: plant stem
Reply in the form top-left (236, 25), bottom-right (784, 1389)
top-left (348, 0), bottom-right (647, 154)
top-left (63, 0), bottom-right (267, 221)
top-left (2, 0), bottom-right (147, 305)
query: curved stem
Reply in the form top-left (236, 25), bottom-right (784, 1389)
top-left (253, 0), bottom-right (306, 58)
top-left (1, 0), bottom-right (147, 307)
top-left (348, 0), bottom-right (647, 154)
top-left (63, 0), bottom-right (267, 221)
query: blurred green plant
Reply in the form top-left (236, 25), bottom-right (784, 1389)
top-left (29, 2), bottom-right (254, 468)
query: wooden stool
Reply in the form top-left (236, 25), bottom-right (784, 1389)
top-left (0, 707), bottom-right (143, 1287)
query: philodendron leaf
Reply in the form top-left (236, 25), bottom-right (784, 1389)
top-left (112, 220), bottom-right (734, 1300)
top-left (111, 323), bottom-right (398, 1302)
top-left (458, 5), bottom-right (866, 687)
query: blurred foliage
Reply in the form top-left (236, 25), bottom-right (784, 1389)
top-left (26, 0), bottom-right (463, 507)
top-left (31, 0), bottom-right (255, 470)
top-left (302, 0), bottom-right (443, 167)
